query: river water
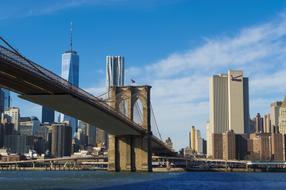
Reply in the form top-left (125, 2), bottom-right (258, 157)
top-left (0, 171), bottom-right (286, 190)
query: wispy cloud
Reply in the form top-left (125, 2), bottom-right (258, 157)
top-left (0, 0), bottom-right (182, 20)
top-left (0, 0), bottom-right (124, 20)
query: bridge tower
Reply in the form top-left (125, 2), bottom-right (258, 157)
top-left (107, 85), bottom-right (152, 172)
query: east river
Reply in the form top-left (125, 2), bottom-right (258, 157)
top-left (0, 171), bottom-right (286, 189)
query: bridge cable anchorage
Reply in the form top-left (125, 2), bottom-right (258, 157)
top-left (0, 36), bottom-right (52, 82)
top-left (150, 102), bottom-right (162, 141)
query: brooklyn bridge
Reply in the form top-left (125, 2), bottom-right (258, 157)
top-left (0, 37), bottom-right (175, 172)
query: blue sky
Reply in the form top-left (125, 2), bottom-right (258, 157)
top-left (1, 0), bottom-right (286, 149)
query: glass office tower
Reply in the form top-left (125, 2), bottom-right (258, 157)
top-left (59, 50), bottom-right (79, 136)
top-left (42, 106), bottom-right (55, 123)
top-left (0, 88), bottom-right (10, 113)
top-left (106, 56), bottom-right (125, 88)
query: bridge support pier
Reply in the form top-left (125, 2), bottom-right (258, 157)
top-left (133, 134), bottom-right (152, 171)
top-left (108, 134), bottom-right (152, 172)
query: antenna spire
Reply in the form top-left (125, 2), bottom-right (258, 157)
top-left (70, 22), bottom-right (73, 51)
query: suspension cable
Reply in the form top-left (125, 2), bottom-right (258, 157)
top-left (0, 36), bottom-right (52, 82)
top-left (151, 102), bottom-right (162, 140)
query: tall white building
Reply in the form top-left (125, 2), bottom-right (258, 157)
top-left (189, 126), bottom-right (203, 154)
top-left (279, 97), bottom-right (286, 134)
top-left (228, 70), bottom-right (245, 134)
top-left (189, 126), bottom-right (196, 150)
top-left (106, 56), bottom-right (125, 88)
top-left (208, 70), bottom-right (249, 157)
top-left (209, 73), bottom-right (229, 134)
top-left (270, 101), bottom-right (282, 132)
top-left (195, 129), bottom-right (202, 154)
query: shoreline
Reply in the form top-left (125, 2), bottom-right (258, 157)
top-left (1, 167), bottom-right (286, 173)
top-left (153, 167), bottom-right (286, 173)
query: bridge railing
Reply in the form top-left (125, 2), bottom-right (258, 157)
top-left (0, 45), bottom-right (147, 133)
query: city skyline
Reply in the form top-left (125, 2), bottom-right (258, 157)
top-left (3, 0), bottom-right (286, 149)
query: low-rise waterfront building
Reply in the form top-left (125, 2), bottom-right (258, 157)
top-left (223, 130), bottom-right (236, 160)
top-left (212, 133), bottom-right (223, 159)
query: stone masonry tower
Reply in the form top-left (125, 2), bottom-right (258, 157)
top-left (107, 85), bottom-right (152, 172)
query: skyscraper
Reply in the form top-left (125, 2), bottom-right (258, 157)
top-left (209, 70), bottom-right (249, 134)
top-left (189, 126), bottom-right (196, 151)
top-left (264, 114), bottom-right (271, 133)
top-left (209, 73), bottom-right (229, 134)
top-left (255, 113), bottom-right (264, 133)
top-left (42, 106), bottom-right (54, 124)
top-left (189, 126), bottom-right (202, 154)
top-left (86, 124), bottom-right (97, 146)
top-left (51, 123), bottom-right (72, 157)
top-left (194, 129), bottom-right (202, 154)
top-left (227, 70), bottom-right (247, 134)
top-left (0, 88), bottom-right (10, 113)
top-left (278, 97), bottom-right (286, 134)
top-left (270, 101), bottom-right (282, 133)
top-left (61, 50), bottom-right (79, 86)
top-left (209, 70), bottom-right (249, 157)
top-left (106, 56), bottom-right (125, 88)
top-left (59, 24), bottom-right (79, 136)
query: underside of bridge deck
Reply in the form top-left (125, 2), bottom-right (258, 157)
top-left (20, 94), bottom-right (143, 136)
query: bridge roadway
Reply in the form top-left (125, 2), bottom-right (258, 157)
top-left (0, 155), bottom-right (100, 165)
top-left (0, 44), bottom-right (174, 155)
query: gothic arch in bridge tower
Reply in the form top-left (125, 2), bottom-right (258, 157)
top-left (118, 98), bottom-right (129, 117)
top-left (132, 97), bottom-right (144, 126)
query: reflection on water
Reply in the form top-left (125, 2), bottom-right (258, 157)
top-left (0, 171), bottom-right (286, 190)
